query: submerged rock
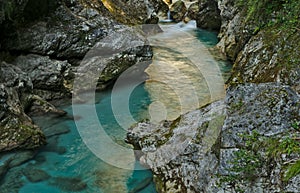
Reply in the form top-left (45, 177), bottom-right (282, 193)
top-left (128, 176), bottom-right (153, 193)
top-left (23, 166), bottom-right (51, 182)
top-left (49, 176), bottom-right (87, 192)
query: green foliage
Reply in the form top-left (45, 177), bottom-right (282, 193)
top-left (292, 120), bottom-right (300, 131)
top-left (236, 0), bottom-right (300, 32)
top-left (1, 0), bottom-right (15, 21)
top-left (220, 129), bottom-right (300, 190)
top-left (230, 149), bottom-right (263, 180)
top-left (266, 136), bottom-right (300, 158)
top-left (284, 159), bottom-right (300, 182)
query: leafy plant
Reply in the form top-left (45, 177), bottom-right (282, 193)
top-left (284, 159), bottom-right (300, 182)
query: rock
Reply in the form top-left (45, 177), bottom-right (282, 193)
top-left (8, 150), bottom-right (36, 168)
top-left (13, 54), bottom-right (73, 100)
top-left (187, 0), bottom-right (221, 30)
top-left (216, 0), bottom-right (252, 60)
top-left (0, 62), bottom-right (46, 152)
top-left (49, 176), bottom-right (87, 192)
top-left (127, 100), bottom-right (226, 192)
top-left (170, 0), bottom-right (187, 22)
top-left (187, 2), bottom-right (198, 19)
top-left (1, 2), bottom-right (113, 60)
top-left (42, 135), bottom-right (66, 155)
top-left (73, 26), bottom-right (152, 98)
top-left (27, 95), bottom-right (67, 116)
top-left (42, 124), bottom-right (70, 138)
top-left (284, 175), bottom-right (300, 193)
top-left (127, 83), bottom-right (300, 192)
top-left (0, 160), bottom-right (9, 180)
top-left (228, 30), bottom-right (300, 91)
top-left (0, 167), bottom-right (25, 193)
top-left (217, 0), bottom-right (300, 92)
top-left (222, 83), bottom-right (300, 148)
top-left (150, 0), bottom-right (169, 19)
top-left (23, 166), bottom-right (50, 182)
top-left (96, 0), bottom-right (167, 25)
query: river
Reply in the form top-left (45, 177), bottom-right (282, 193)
top-left (1, 21), bottom-right (231, 193)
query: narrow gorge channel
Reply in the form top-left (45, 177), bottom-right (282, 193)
top-left (0, 21), bottom-right (230, 192)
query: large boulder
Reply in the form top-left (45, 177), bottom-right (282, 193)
top-left (73, 26), bottom-right (152, 98)
top-left (127, 101), bottom-right (226, 192)
top-left (13, 54), bottom-right (73, 100)
top-left (170, 0), bottom-right (187, 22)
top-left (187, 0), bottom-right (221, 30)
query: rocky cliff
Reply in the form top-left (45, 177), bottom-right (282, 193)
top-left (127, 0), bottom-right (300, 192)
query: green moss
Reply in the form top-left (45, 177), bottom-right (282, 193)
top-left (237, 0), bottom-right (300, 31)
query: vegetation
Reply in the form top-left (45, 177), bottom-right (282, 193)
top-left (220, 128), bottom-right (300, 191)
top-left (284, 159), bottom-right (300, 182)
top-left (0, 0), bottom-right (15, 21)
top-left (237, 0), bottom-right (300, 31)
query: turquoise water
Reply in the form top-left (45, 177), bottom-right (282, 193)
top-left (0, 22), bottom-right (231, 193)
top-left (18, 83), bottom-right (156, 193)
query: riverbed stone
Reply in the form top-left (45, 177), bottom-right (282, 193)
top-left (23, 166), bottom-right (50, 182)
top-left (49, 176), bottom-right (87, 192)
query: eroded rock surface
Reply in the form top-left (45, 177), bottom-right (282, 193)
top-left (127, 83), bottom-right (300, 192)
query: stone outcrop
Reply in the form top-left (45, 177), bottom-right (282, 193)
top-left (170, 0), bottom-right (187, 22)
top-left (187, 0), bottom-right (221, 30)
top-left (0, 62), bottom-right (46, 151)
top-left (127, 101), bottom-right (226, 192)
top-left (13, 54), bottom-right (73, 100)
top-left (127, 83), bottom-right (300, 192)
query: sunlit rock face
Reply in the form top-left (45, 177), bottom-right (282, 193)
top-left (169, 0), bottom-right (187, 22)
top-left (99, 0), bottom-right (168, 24)
top-left (187, 0), bottom-right (221, 30)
